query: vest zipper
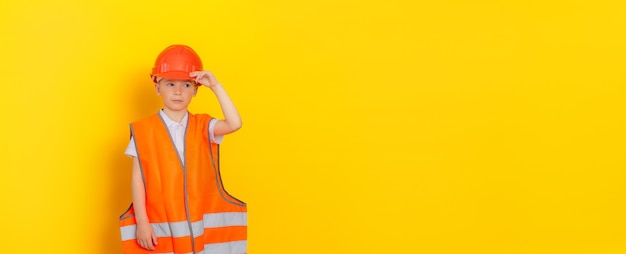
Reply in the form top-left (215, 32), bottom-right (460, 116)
top-left (183, 163), bottom-right (196, 253)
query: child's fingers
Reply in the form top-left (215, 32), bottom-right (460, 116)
top-left (138, 239), bottom-right (154, 250)
top-left (145, 241), bottom-right (155, 250)
top-left (188, 70), bottom-right (218, 86)
top-left (192, 71), bottom-right (207, 83)
top-left (152, 233), bottom-right (159, 245)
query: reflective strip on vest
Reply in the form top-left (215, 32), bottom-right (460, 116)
top-left (120, 212), bottom-right (247, 241)
top-left (124, 240), bottom-right (247, 254)
top-left (203, 240), bottom-right (247, 254)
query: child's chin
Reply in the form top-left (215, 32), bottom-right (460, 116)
top-left (165, 105), bottom-right (189, 111)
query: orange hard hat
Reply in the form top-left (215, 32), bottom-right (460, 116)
top-left (151, 44), bottom-right (203, 84)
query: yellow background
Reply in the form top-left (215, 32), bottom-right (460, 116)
top-left (1, 0), bottom-right (626, 253)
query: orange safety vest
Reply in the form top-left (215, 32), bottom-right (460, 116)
top-left (119, 112), bottom-right (247, 254)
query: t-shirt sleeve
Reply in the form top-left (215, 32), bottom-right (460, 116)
top-left (125, 137), bottom-right (137, 158)
top-left (209, 118), bottom-right (224, 144)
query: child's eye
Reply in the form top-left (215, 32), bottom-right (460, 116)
top-left (184, 83), bottom-right (192, 88)
top-left (167, 83), bottom-right (174, 86)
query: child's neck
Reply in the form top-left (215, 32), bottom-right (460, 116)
top-left (162, 108), bottom-right (187, 123)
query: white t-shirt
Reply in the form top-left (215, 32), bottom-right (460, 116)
top-left (125, 110), bottom-right (223, 163)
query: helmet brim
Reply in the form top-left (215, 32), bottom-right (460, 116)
top-left (153, 71), bottom-right (195, 81)
top-left (152, 72), bottom-right (201, 86)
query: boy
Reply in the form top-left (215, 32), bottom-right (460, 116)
top-left (119, 45), bottom-right (247, 254)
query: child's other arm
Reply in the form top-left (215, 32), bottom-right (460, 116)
top-left (131, 157), bottom-right (158, 250)
top-left (191, 70), bottom-right (242, 136)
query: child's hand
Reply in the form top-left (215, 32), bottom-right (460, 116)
top-left (190, 70), bottom-right (221, 89)
top-left (136, 223), bottom-right (158, 250)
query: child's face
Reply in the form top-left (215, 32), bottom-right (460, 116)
top-left (155, 78), bottom-right (198, 112)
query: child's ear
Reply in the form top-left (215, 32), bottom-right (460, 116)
top-left (155, 83), bottom-right (160, 95)
top-left (193, 86), bottom-right (198, 96)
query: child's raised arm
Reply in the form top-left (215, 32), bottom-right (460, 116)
top-left (191, 70), bottom-right (242, 136)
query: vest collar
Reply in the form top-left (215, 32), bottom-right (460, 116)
top-left (159, 109), bottom-right (189, 128)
